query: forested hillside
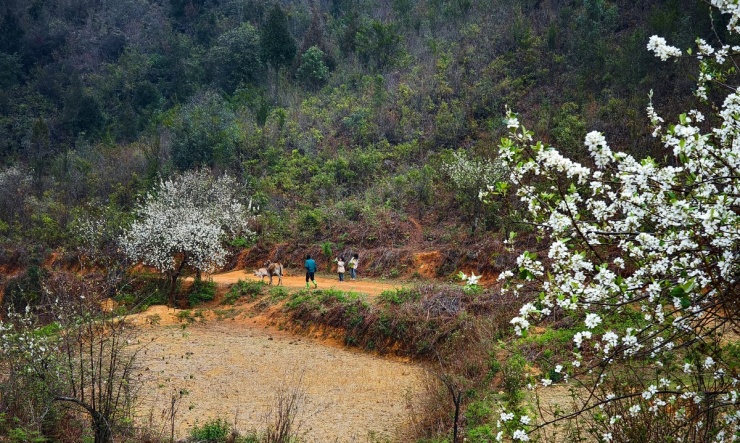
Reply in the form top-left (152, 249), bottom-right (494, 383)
top-left (0, 0), bottom-right (724, 271)
top-left (2, 1), bottom-right (740, 442)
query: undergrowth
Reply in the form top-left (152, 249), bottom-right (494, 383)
top-left (223, 279), bottom-right (266, 305)
top-left (281, 283), bottom-right (520, 358)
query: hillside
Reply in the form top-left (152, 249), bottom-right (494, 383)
top-left (1, 1), bottom-right (739, 442)
top-left (0, 0), bottom-right (725, 273)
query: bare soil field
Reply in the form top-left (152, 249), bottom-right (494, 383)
top-left (130, 272), bottom-right (431, 442)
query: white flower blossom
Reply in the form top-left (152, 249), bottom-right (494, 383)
top-left (500, 412), bottom-right (515, 422)
top-left (585, 313), bottom-right (602, 329)
top-left (492, 7), bottom-right (740, 439)
top-left (120, 171), bottom-right (255, 302)
top-left (647, 35), bottom-right (683, 60)
top-left (704, 357), bottom-right (716, 369)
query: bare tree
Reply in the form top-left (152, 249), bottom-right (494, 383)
top-left (0, 271), bottom-right (145, 443)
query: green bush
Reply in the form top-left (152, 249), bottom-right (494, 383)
top-left (116, 271), bottom-right (168, 309)
top-left (465, 399), bottom-right (493, 427)
top-left (0, 413), bottom-right (48, 443)
top-left (501, 354), bottom-right (527, 405)
top-left (296, 46), bottom-right (329, 90)
top-left (466, 424), bottom-right (496, 443)
top-left (295, 208), bottom-right (324, 240)
top-left (187, 279), bottom-right (217, 307)
top-left (2, 264), bottom-right (46, 314)
top-left (188, 418), bottom-right (231, 442)
top-left (228, 235), bottom-right (254, 248)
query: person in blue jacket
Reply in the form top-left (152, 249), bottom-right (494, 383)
top-left (304, 254), bottom-right (318, 289)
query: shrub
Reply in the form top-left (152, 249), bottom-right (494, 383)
top-left (116, 271), bottom-right (168, 309)
top-left (188, 418), bottom-right (231, 442)
top-left (296, 46), bottom-right (329, 90)
top-left (187, 279), bottom-right (217, 307)
top-left (378, 287), bottom-right (420, 305)
top-left (223, 279), bottom-right (265, 305)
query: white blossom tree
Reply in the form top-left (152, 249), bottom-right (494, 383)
top-left (442, 150), bottom-right (507, 232)
top-left (485, 3), bottom-right (740, 441)
top-left (120, 170), bottom-right (255, 305)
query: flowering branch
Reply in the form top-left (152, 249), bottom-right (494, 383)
top-left (483, 4), bottom-right (740, 440)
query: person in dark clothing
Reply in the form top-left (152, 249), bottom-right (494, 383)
top-left (304, 254), bottom-right (318, 288)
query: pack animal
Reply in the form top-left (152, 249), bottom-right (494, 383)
top-left (255, 260), bottom-right (283, 285)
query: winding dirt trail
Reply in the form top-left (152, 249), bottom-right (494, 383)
top-left (131, 271), bottom-right (430, 442)
top-left (208, 268), bottom-right (406, 297)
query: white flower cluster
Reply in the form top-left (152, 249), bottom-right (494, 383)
top-left (646, 35), bottom-right (682, 61)
top-left (458, 271), bottom-right (481, 286)
top-left (0, 314), bottom-right (60, 378)
top-left (120, 170), bottom-right (256, 276)
top-left (488, 5), bottom-right (740, 439)
top-left (441, 149), bottom-right (507, 197)
top-left (711, 0), bottom-right (740, 33)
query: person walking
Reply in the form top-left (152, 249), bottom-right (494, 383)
top-left (348, 253), bottom-right (359, 280)
top-left (336, 256), bottom-right (346, 282)
top-left (305, 254), bottom-right (318, 289)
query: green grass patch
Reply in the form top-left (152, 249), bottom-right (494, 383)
top-left (176, 309), bottom-right (205, 323)
top-left (378, 287), bottom-right (420, 305)
top-left (222, 279), bottom-right (265, 305)
top-left (268, 286), bottom-right (289, 302)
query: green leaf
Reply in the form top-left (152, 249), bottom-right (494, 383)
top-left (519, 269), bottom-right (533, 280)
top-left (680, 296), bottom-right (691, 309)
top-left (680, 278), bottom-right (696, 294)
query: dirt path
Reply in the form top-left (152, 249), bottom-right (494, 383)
top-left (131, 273), bottom-right (430, 442)
top-left (208, 269), bottom-right (406, 297)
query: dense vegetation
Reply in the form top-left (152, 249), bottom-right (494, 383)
top-left (0, 0), bottom-right (721, 266)
top-left (2, 0), bottom-right (739, 442)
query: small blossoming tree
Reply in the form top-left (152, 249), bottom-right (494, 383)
top-left (485, 3), bottom-right (740, 441)
top-left (120, 170), bottom-right (255, 305)
top-left (0, 273), bottom-right (142, 443)
top-left (442, 150), bottom-right (507, 232)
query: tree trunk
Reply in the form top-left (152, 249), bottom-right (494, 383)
top-left (92, 411), bottom-right (113, 443)
top-left (55, 397), bottom-right (113, 443)
top-left (168, 255), bottom-right (188, 306)
top-left (168, 272), bottom-right (178, 307)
